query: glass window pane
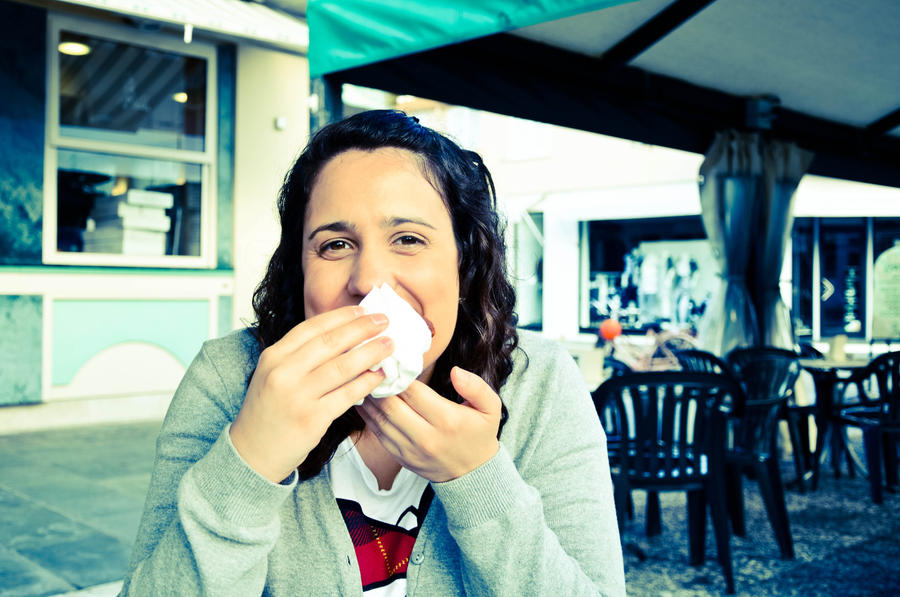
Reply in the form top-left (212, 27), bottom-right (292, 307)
top-left (514, 212), bottom-right (543, 331)
top-left (872, 217), bottom-right (900, 340)
top-left (583, 216), bottom-right (710, 332)
top-left (791, 217), bottom-right (813, 338)
top-left (873, 217), bottom-right (900, 259)
top-left (58, 31), bottom-right (206, 151)
top-left (819, 218), bottom-right (865, 338)
top-left (57, 149), bottom-right (202, 257)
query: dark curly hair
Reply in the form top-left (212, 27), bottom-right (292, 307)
top-left (252, 109), bottom-right (519, 479)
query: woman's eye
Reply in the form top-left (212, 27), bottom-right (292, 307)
top-left (318, 239), bottom-right (352, 256)
top-left (395, 235), bottom-right (424, 247)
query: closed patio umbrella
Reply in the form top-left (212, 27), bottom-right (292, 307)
top-left (756, 141), bottom-right (813, 348)
top-left (697, 129), bottom-right (812, 354)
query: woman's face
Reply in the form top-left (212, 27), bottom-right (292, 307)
top-left (302, 147), bottom-right (460, 383)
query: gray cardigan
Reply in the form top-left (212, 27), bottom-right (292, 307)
top-left (121, 329), bottom-right (625, 596)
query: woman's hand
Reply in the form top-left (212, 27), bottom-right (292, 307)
top-left (355, 367), bottom-right (502, 482)
top-left (230, 306), bottom-right (394, 483)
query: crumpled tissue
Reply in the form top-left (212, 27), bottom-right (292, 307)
top-left (359, 283), bottom-right (432, 399)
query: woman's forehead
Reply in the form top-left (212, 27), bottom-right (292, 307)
top-left (305, 148), bottom-right (449, 224)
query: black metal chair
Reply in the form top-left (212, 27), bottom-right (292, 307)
top-left (594, 371), bottom-right (737, 594)
top-left (725, 347), bottom-right (800, 559)
top-left (592, 355), bottom-right (657, 530)
top-left (728, 347), bottom-right (809, 491)
top-left (837, 351), bottom-right (900, 504)
top-left (677, 348), bottom-right (793, 558)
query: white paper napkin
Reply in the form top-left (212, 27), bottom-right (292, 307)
top-left (358, 283), bottom-right (432, 399)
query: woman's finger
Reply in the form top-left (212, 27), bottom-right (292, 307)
top-left (393, 380), bottom-right (456, 425)
top-left (270, 305), bottom-right (367, 355)
top-left (355, 400), bottom-right (411, 457)
top-left (284, 311), bottom-right (390, 375)
top-left (318, 369), bottom-right (389, 422)
top-left (357, 396), bottom-right (419, 445)
top-left (304, 335), bottom-right (395, 398)
top-left (450, 366), bottom-right (502, 415)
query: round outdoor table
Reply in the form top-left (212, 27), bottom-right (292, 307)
top-left (799, 358), bottom-right (869, 490)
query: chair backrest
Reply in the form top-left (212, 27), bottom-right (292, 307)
top-left (726, 347), bottom-right (801, 403)
top-left (676, 349), bottom-right (733, 376)
top-left (604, 356), bottom-right (633, 378)
top-left (593, 372), bottom-right (740, 488)
top-left (845, 351), bottom-right (900, 423)
top-left (798, 342), bottom-right (824, 359)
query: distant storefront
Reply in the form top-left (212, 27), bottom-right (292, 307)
top-left (510, 185), bottom-right (900, 346)
top-left (0, 1), bottom-right (309, 431)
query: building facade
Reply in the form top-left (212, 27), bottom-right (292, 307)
top-left (0, 1), bottom-right (309, 432)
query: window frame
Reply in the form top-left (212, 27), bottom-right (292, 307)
top-left (43, 13), bottom-right (218, 268)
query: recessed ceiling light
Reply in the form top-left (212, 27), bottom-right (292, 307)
top-left (58, 41), bottom-right (91, 56)
top-left (173, 92), bottom-right (188, 103)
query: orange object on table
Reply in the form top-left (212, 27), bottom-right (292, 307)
top-left (600, 318), bottom-right (623, 341)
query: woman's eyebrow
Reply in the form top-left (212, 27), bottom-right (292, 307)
top-left (307, 221), bottom-right (356, 240)
top-left (384, 216), bottom-right (436, 230)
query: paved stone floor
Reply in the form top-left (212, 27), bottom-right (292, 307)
top-left (0, 422), bottom-right (160, 597)
top-left (0, 420), bottom-right (897, 596)
top-left (622, 461), bottom-right (900, 596)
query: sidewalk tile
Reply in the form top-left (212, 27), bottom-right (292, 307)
top-left (0, 545), bottom-right (74, 597)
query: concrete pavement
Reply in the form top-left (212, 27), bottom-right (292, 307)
top-left (0, 421), bottom-right (160, 597)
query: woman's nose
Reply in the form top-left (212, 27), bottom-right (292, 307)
top-left (346, 248), bottom-right (392, 298)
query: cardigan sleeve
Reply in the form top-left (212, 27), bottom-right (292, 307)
top-left (120, 340), bottom-right (296, 596)
top-left (431, 338), bottom-right (626, 597)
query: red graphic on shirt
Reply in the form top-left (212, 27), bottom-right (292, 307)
top-left (337, 498), bottom-right (419, 591)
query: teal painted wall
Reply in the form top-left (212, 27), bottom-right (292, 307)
top-left (0, 4), bottom-right (45, 265)
top-left (218, 294), bottom-right (233, 337)
top-left (0, 295), bottom-right (42, 405)
top-left (217, 44), bottom-right (236, 270)
top-left (51, 299), bottom-right (209, 386)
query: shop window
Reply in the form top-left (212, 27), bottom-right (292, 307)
top-left (45, 15), bottom-right (216, 267)
top-left (791, 218), bottom-right (814, 337)
top-left (581, 216), bottom-right (711, 332)
top-left (819, 218), bottom-right (866, 338)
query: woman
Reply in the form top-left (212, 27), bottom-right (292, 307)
top-left (122, 110), bottom-right (624, 596)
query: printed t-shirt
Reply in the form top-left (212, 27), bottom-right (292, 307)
top-left (329, 437), bottom-right (431, 596)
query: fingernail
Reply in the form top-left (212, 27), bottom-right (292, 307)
top-left (379, 336), bottom-right (393, 348)
top-left (371, 313), bottom-right (388, 325)
top-left (453, 366), bottom-right (473, 380)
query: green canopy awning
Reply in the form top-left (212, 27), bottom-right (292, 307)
top-left (308, 0), bottom-right (635, 77)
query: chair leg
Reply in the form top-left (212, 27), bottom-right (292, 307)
top-left (883, 435), bottom-right (898, 489)
top-left (646, 491), bottom-right (662, 537)
top-left (725, 464), bottom-right (746, 537)
top-left (863, 429), bottom-right (884, 504)
top-left (707, 481), bottom-right (735, 594)
top-left (842, 425), bottom-right (857, 479)
top-left (786, 414), bottom-right (807, 493)
top-left (811, 414), bottom-right (829, 490)
top-left (831, 421), bottom-right (844, 478)
top-left (758, 458), bottom-right (795, 559)
top-left (798, 414), bottom-right (813, 470)
top-left (687, 489), bottom-right (707, 566)
top-left (613, 477), bottom-right (628, 533)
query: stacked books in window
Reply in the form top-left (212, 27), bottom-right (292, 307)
top-left (84, 189), bottom-right (173, 256)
